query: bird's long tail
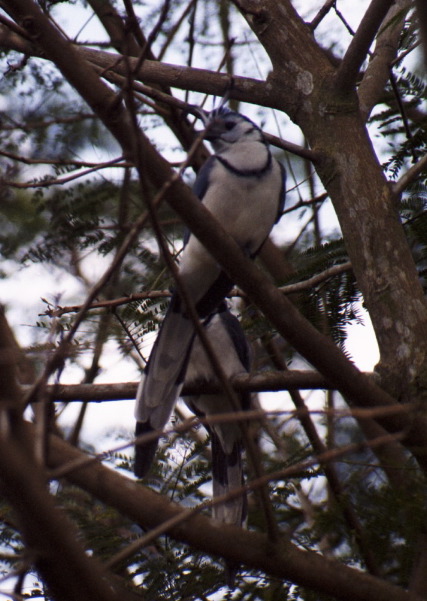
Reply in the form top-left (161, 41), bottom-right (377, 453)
top-left (211, 431), bottom-right (246, 527)
top-left (211, 431), bottom-right (246, 587)
top-left (134, 299), bottom-right (195, 477)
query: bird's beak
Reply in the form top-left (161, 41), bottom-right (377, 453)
top-left (203, 117), bottom-right (227, 141)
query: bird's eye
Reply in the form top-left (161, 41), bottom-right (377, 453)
top-left (225, 121), bottom-right (236, 131)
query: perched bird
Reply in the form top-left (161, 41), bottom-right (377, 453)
top-left (134, 107), bottom-right (286, 477)
top-left (183, 304), bottom-right (251, 529)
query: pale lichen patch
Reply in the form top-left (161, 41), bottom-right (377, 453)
top-left (296, 70), bottom-right (314, 95)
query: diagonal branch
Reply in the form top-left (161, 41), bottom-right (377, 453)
top-left (358, 0), bottom-right (412, 120)
top-left (393, 152), bottom-right (427, 195)
top-left (264, 338), bottom-right (381, 575)
top-left (334, 0), bottom-right (395, 94)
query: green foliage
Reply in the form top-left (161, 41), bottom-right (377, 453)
top-left (399, 183), bottom-right (427, 290)
top-left (374, 64), bottom-right (427, 180)
top-left (285, 238), bottom-right (360, 349)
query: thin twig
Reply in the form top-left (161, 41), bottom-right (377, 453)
top-left (278, 261), bottom-right (352, 294)
top-left (391, 40), bottom-right (422, 66)
top-left (0, 148), bottom-right (127, 169)
top-left (389, 68), bottom-right (417, 163)
top-left (46, 402), bottom-right (414, 481)
top-left (281, 193), bottom-right (328, 215)
top-left (265, 337), bottom-right (381, 576)
top-left (309, 0), bottom-right (337, 31)
top-left (1, 158), bottom-right (127, 189)
top-left (42, 261), bottom-right (352, 317)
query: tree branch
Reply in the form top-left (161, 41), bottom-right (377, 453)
top-left (415, 0), bottom-right (427, 68)
top-left (43, 261), bottom-right (351, 316)
top-left (309, 0), bottom-right (337, 31)
top-left (0, 19), bottom-right (275, 110)
top-left (45, 370), bottom-right (370, 402)
top-left (30, 422), bottom-right (426, 601)
top-left (358, 0), bottom-right (412, 120)
top-left (262, 339), bottom-right (381, 575)
top-left (334, 0), bottom-right (394, 94)
top-left (393, 153), bottom-right (427, 195)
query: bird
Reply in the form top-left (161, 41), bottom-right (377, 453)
top-left (134, 106), bottom-right (286, 477)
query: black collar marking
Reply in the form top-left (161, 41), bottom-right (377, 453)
top-left (215, 147), bottom-right (272, 178)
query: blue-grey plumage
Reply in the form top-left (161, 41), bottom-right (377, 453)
top-left (134, 107), bottom-right (285, 478)
top-left (183, 307), bottom-right (251, 529)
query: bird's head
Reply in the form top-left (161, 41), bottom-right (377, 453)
top-left (197, 107), bottom-right (264, 152)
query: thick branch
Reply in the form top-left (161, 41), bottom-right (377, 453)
top-left (0, 22), bottom-right (276, 110)
top-left (415, 0), bottom-right (427, 68)
top-left (358, 0), bottom-right (412, 120)
top-left (334, 0), bottom-right (395, 94)
top-left (0, 306), bottom-right (25, 406)
top-left (46, 371), bottom-right (370, 402)
top-left (228, 1), bottom-right (427, 399)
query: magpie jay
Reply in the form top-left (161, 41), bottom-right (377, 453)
top-left (134, 107), bottom-right (286, 477)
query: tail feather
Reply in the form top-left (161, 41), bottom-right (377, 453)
top-left (134, 421), bottom-right (159, 478)
top-left (135, 305), bottom-right (195, 423)
top-left (139, 309), bottom-right (195, 414)
top-left (134, 299), bottom-right (195, 477)
top-left (211, 432), bottom-right (246, 588)
top-left (211, 432), bottom-right (246, 527)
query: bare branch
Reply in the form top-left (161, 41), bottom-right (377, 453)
top-left (393, 153), bottom-right (427, 195)
top-left (309, 0), bottom-right (336, 31)
top-left (278, 261), bottom-right (352, 294)
top-left (334, 0), bottom-right (395, 94)
top-left (358, 0), bottom-right (412, 120)
top-left (43, 260), bottom-right (351, 316)
top-left (262, 338), bottom-right (381, 575)
top-left (263, 132), bottom-right (320, 162)
top-left (0, 148), bottom-right (127, 169)
top-left (0, 22), bottom-right (291, 112)
top-left (45, 370), bottom-right (372, 402)
top-left (2, 158), bottom-right (127, 189)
